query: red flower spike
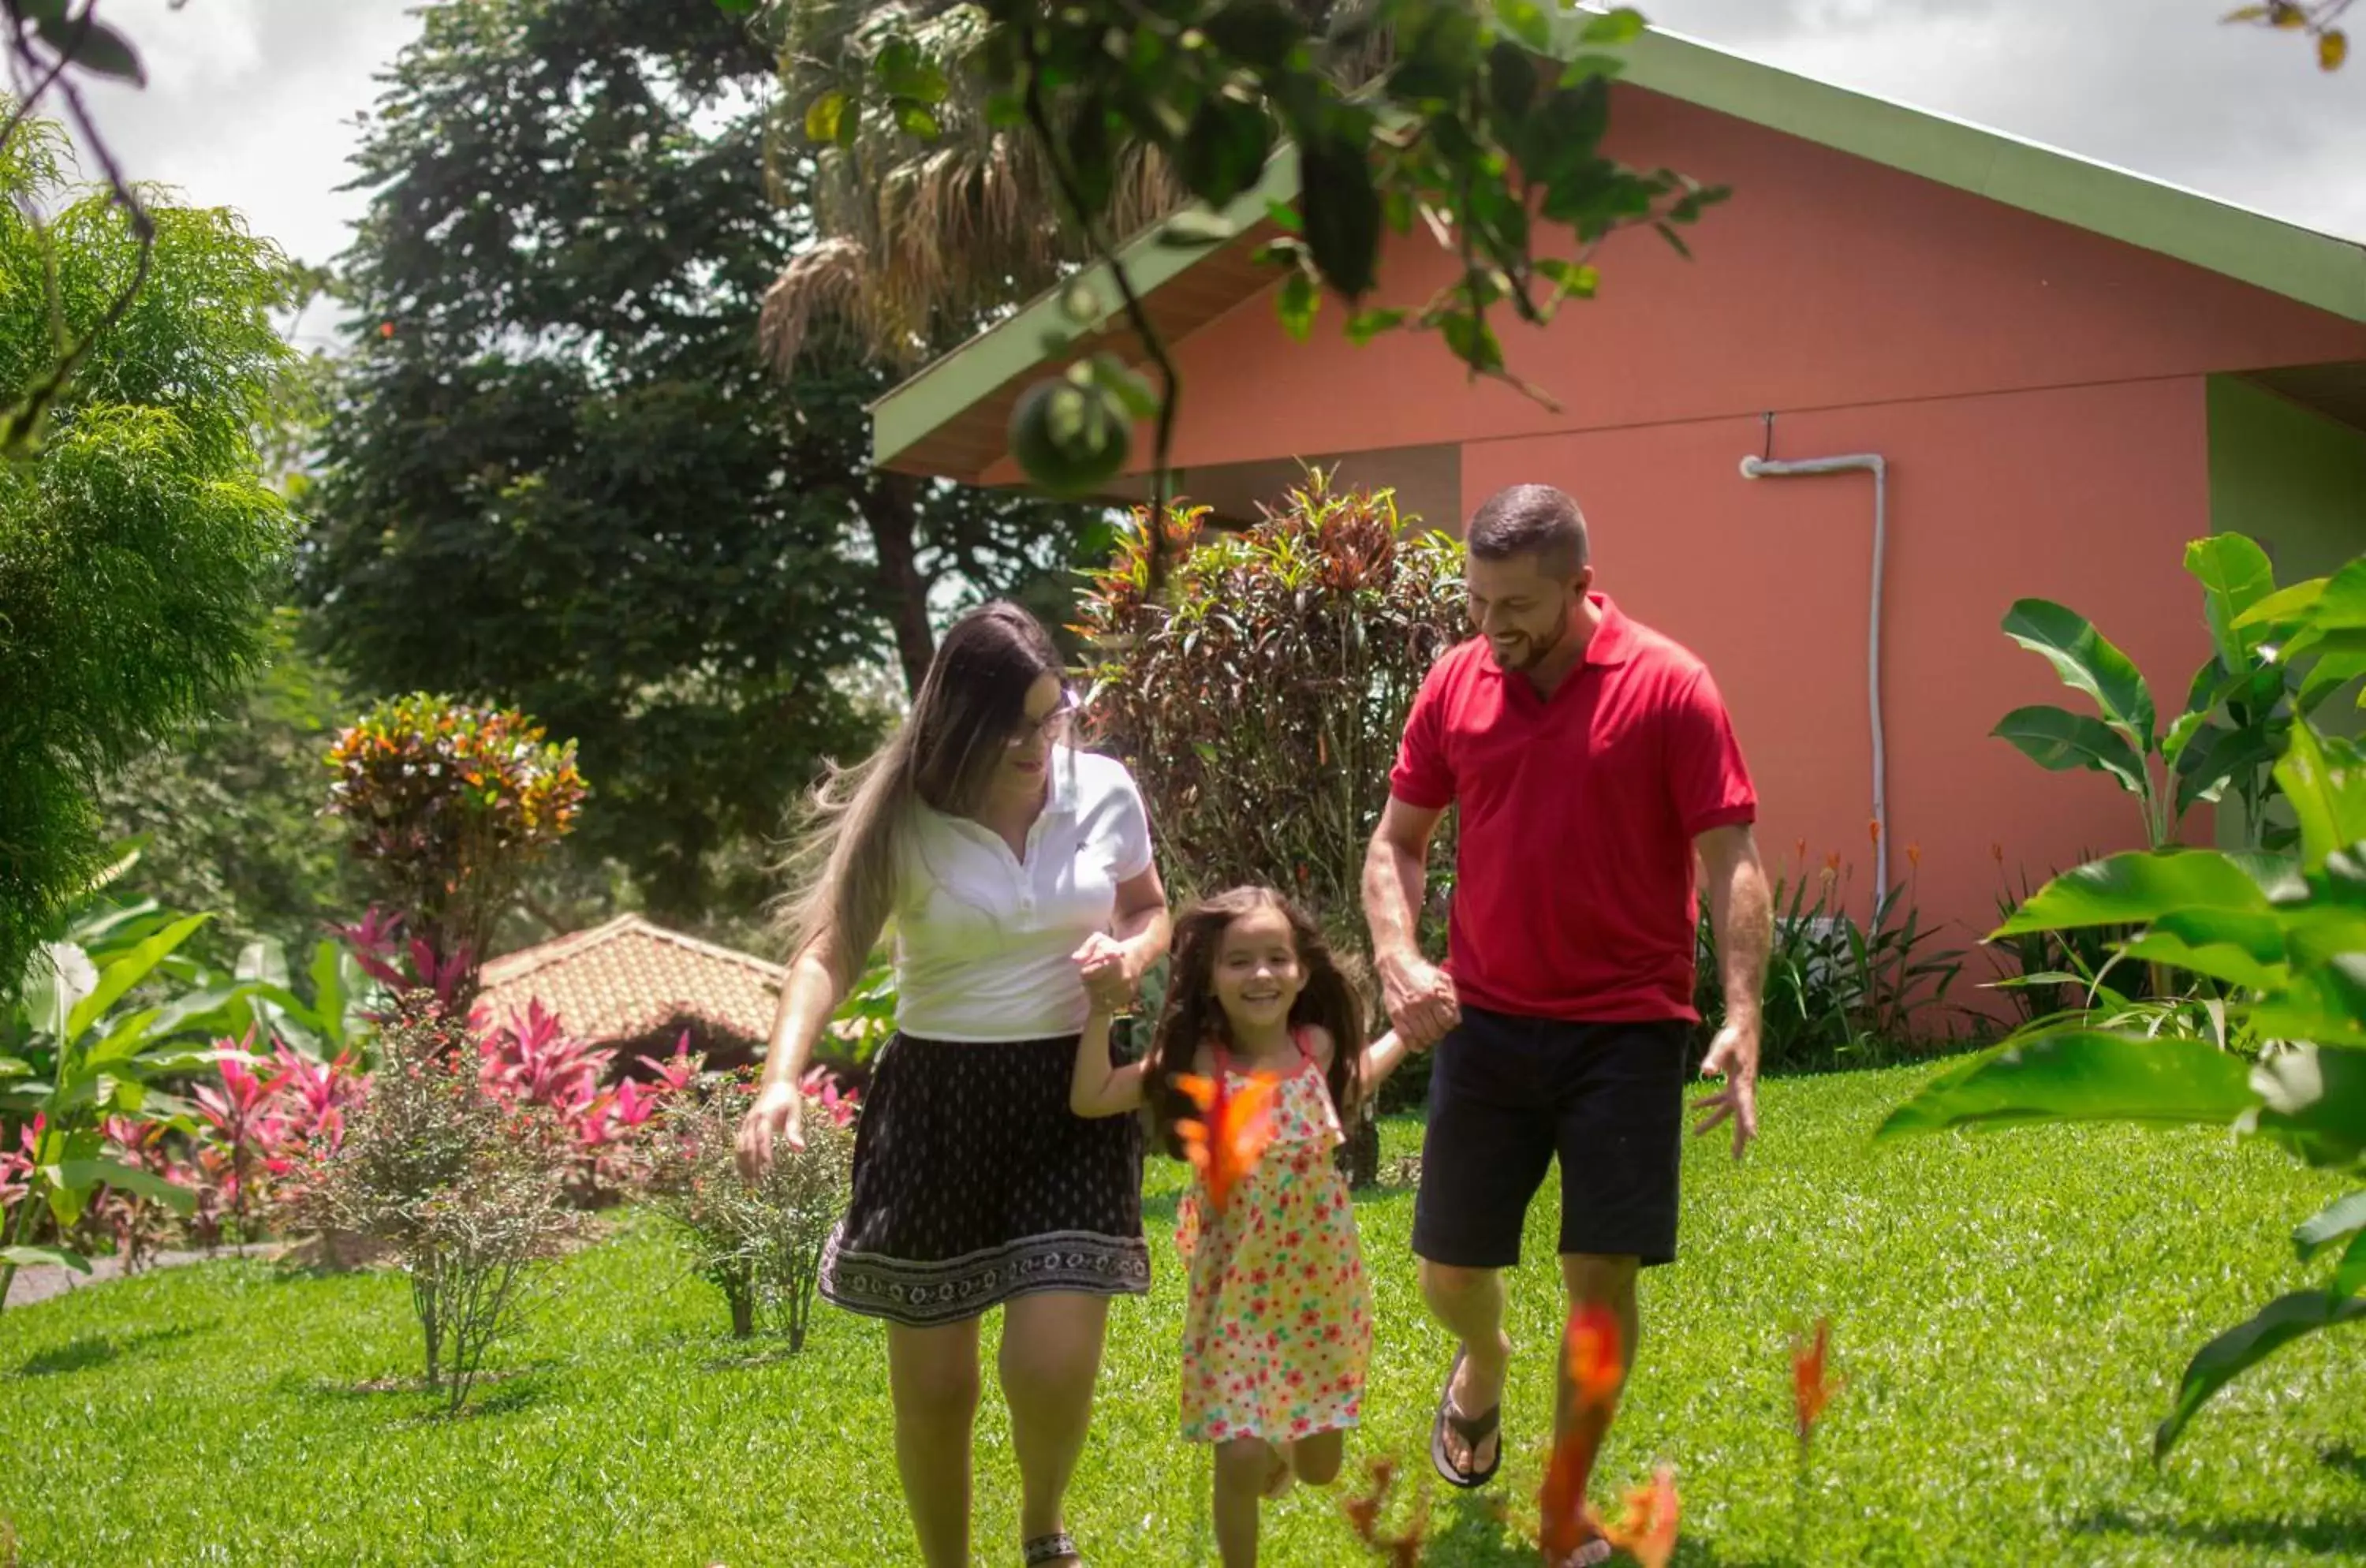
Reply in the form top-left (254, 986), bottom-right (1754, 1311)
top-left (1173, 1069), bottom-right (1280, 1217)
top-left (1792, 1317), bottom-right (1842, 1445)
top-left (1603, 1465), bottom-right (1681, 1568)
top-left (1564, 1301), bottom-right (1623, 1410)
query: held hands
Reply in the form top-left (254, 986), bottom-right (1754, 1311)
top-left (734, 1078), bottom-right (805, 1181)
top-left (1072, 931), bottom-right (1139, 1016)
top-left (1379, 953), bottom-right (1460, 1051)
top-left (1690, 1017), bottom-right (1761, 1162)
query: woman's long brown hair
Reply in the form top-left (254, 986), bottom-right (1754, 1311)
top-left (772, 601), bottom-right (1063, 981)
top-left (1145, 886), bottom-right (1365, 1159)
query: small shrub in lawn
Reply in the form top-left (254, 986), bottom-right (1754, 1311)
top-left (1072, 472), bottom-right (1465, 1178)
top-left (297, 991), bottom-right (583, 1409)
top-left (324, 695), bottom-right (587, 986)
top-left (645, 1065), bottom-right (855, 1347)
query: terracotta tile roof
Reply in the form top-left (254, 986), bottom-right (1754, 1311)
top-left (476, 915), bottom-right (784, 1047)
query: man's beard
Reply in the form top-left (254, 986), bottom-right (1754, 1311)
top-left (1490, 606), bottom-right (1572, 673)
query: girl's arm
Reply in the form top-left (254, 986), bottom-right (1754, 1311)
top-left (1070, 1005), bottom-right (1150, 1118)
top-left (1357, 1029), bottom-right (1415, 1096)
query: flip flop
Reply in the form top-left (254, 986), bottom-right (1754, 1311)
top-left (1429, 1346), bottom-right (1502, 1489)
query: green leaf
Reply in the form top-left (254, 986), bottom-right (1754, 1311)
top-left (2234, 573), bottom-right (2329, 635)
top-left (1996, 849), bottom-right (2275, 935)
top-left (2299, 648), bottom-right (2366, 714)
top-left (2294, 1189), bottom-right (2366, 1260)
top-left (0, 1245), bottom-right (89, 1275)
top-left (1177, 97), bottom-right (1273, 210)
top-left (2275, 719), bottom-right (2366, 873)
top-left (2334, 1229), bottom-right (2366, 1301)
top-left (893, 100), bottom-right (940, 139)
top-left (2185, 533), bottom-right (2277, 668)
top-left (1580, 6), bottom-right (1648, 45)
top-left (37, 13), bottom-right (143, 84)
top-left (2155, 1290), bottom-right (2366, 1457)
top-left (55, 1158), bottom-right (196, 1215)
top-left (65, 913), bottom-right (210, 1042)
top-left (1084, 354), bottom-right (1160, 421)
top-left (2001, 599), bottom-right (2158, 755)
top-left (23, 940), bottom-right (97, 1039)
top-left (1264, 199), bottom-right (1302, 234)
top-left (1991, 706), bottom-right (2148, 797)
top-left (875, 37), bottom-right (949, 103)
top-left (1276, 271), bottom-right (1318, 342)
top-left (2248, 1043), bottom-right (2366, 1168)
top-left (804, 90), bottom-right (849, 145)
top-left (2172, 719), bottom-right (2284, 819)
top-left (1875, 1030), bottom-right (2257, 1140)
top-left (235, 938), bottom-right (289, 989)
top-left (1297, 133), bottom-right (1380, 299)
top-left (1345, 307), bottom-right (1405, 345)
top-left (2117, 911), bottom-right (2289, 991)
top-left (307, 940), bottom-right (351, 1050)
top-left (1494, 0), bottom-right (1554, 51)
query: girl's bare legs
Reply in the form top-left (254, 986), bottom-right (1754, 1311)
top-left (1212, 1438), bottom-right (1273, 1568)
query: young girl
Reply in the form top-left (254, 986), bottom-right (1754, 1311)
top-left (1070, 886), bottom-right (1416, 1567)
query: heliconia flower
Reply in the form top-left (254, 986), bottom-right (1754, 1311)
top-left (1173, 1070), bottom-right (1280, 1217)
top-left (1793, 1317), bottom-right (1842, 1446)
top-left (1603, 1465), bottom-right (1681, 1568)
top-left (1906, 842), bottom-right (1922, 872)
top-left (1867, 817), bottom-right (1880, 846)
top-left (1565, 1301), bottom-right (1623, 1410)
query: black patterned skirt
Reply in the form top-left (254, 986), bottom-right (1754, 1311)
top-left (818, 1032), bottom-right (1150, 1328)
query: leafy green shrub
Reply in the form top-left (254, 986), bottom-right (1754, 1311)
top-left (1696, 844), bottom-right (1966, 1073)
top-left (323, 696), bottom-right (587, 979)
top-left (644, 1064), bottom-right (855, 1348)
top-left (1885, 540), bottom-right (2366, 1458)
top-left (296, 992), bottom-right (584, 1412)
top-left (1071, 471), bottom-right (1464, 1164)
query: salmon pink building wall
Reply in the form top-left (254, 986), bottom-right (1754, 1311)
top-left (983, 87), bottom-right (2366, 988)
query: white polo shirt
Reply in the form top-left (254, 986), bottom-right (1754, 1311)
top-left (890, 745), bottom-right (1155, 1042)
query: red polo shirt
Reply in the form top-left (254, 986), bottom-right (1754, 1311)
top-left (1388, 594), bottom-right (1756, 1024)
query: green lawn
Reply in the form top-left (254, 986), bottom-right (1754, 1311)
top-left (3, 1060), bottom-right (2363, 1566)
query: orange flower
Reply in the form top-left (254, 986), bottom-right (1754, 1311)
top-left (1867, 817), bottom-right (1881, 846)
top-left (1536, 1441), bottom-right (1599, 1562)
top-left (1792, 1317), bottom-right (1842, 1445)
top-left (1564, 1301), bottom-right (1623, 1410)
top-left (1906, 842), bottom-right (1922, 872)
top-left (1792, 836), bottom-right (1808, 869)
top-left (1603, 1465), bottom-right (1681, 1568)
top-left (1173, 1070), bottom-right (1280, 1217)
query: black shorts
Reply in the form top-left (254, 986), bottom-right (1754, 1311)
top-left (1412, 1006), bottom-right (1689, 1270)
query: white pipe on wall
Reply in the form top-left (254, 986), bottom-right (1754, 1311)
top-left (1737, 452), bottom-right (1890, 893)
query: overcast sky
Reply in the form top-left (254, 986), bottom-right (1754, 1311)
top-left (63, 0), bottom-right (2364, 354)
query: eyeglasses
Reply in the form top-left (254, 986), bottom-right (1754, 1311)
top-left (1005, 696), bottom-right (1077, 749)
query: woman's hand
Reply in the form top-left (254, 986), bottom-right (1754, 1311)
top-left (735, 1079), bottom-right (806, 1180)
top-left (1071, 931), bottom-right (1140, 1014)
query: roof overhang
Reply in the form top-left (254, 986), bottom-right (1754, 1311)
top-left (869, 17), bottom-right (2366, 483)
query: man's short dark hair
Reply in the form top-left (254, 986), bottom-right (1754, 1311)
top-left (1467, 483), bottom-right (1588, 577)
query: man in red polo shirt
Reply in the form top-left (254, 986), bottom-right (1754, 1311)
top-left (1363, 483), bottom-right (1772, 1547)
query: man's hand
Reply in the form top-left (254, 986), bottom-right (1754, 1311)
top-left (1380, 953), bottom-right (1461, 1051)
top-left (1072, 931), bottom-right (1136, 1014)
top-left (1690, 1018), bottom-right (1760, 1161)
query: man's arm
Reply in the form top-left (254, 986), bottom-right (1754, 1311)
top-left (1690, 822), bottom-right (1771, 1160)
top-left (1363, 795), bottom-right (1459, 1049)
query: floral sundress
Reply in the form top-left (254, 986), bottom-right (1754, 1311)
top-left (1175, 1032), bottom-right (1373, 1444)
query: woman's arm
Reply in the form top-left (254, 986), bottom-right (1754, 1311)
top-left (1069, 1004), bottom-right (1149, 1117)
top-left (735, 925), bottom-right (860, 1176)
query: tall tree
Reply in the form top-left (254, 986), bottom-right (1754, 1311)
top-left (0, 117), bottom-right (299, 995)
top-left (306, 0), bottom-right (1094, 928)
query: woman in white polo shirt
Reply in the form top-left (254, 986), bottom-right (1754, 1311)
top-left (736, 600), bottom-right (1169, 1568)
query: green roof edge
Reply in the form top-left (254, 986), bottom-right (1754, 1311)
top-left (870, 21), bottom-right (2366, 471)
